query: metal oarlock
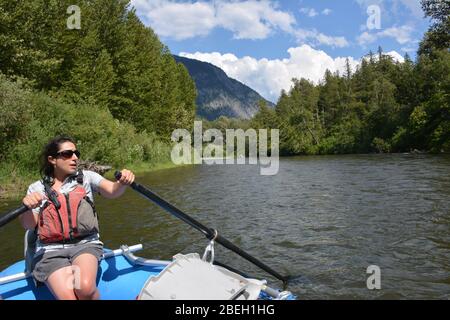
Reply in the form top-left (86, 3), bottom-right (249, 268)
top-left (202, 239), bottom-right (215, 264)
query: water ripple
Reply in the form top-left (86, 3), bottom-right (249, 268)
top-left (1, 154), bottom-right (449, 299)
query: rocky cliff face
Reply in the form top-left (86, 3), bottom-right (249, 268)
top-left (174, 55), bottom-right (274, 120)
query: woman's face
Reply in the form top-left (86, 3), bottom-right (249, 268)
top-left (48, 141), bottom-right (80, 177)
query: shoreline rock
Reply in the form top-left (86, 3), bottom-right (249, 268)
top-left (78, 160), bottom-right (112, 176)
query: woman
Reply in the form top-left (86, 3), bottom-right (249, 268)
top-left (20, 135), bottom-right (135, 300)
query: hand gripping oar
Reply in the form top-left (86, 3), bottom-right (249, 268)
top-left (0, 205), bottom-right (29, 228)
top-left (0, 185), bottom-right (58, 229)
top-left (115, 171), bottom-right (289, 285)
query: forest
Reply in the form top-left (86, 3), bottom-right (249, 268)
top-left (238, 0), bottom-right (449, 155)
top-left (0, 0), bottom-right (448, 196)
top-left (0, 0), bottom-right (196, 195)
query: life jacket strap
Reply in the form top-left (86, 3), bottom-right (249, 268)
top-left (76, 170), bottom-right (84, 184)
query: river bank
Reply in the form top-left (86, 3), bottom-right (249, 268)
top-left (0, 160), bottom-right (190, 201)
top-left (2, 149), bottom-right (447, 200)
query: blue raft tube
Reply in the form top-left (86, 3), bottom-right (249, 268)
top-left (0, 243), bottom-right (296, 300)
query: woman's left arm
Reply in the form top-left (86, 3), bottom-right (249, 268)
top-left (98, 169), bottom-right (135, 199)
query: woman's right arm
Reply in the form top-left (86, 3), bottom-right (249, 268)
top-left (19, 192), bottom-right (43, 230)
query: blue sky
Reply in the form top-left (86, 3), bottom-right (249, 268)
top-left (130, 0), bottom-right (432, 102)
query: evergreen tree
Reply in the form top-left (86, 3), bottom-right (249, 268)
top-left (0, 0), bottom-right (197, 140)
top-left (419, 0), bottom-right (450, 55)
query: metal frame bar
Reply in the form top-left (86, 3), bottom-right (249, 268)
top-left (0, 243), bottom-right (144, 286)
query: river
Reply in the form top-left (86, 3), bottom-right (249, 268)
top-left (1, 154), bottom-right (449, 299)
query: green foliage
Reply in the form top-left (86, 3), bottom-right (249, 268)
top-left (0, 77), bottom-right (31, 160)
top-left (371, 137), bottom-right (391, 153)
top-left (248, 45), bottom-right (449, 155)
top-left (275, 79), bottom-right (323, 155)
top-left (0, 0), bottom-right (448, 183)
top-left (319, 116), bottom-right (362, 154)
top-left (389, 127), bottom-right (410, 152)
top-left (0, 75), bottom-right (172, 177)
top-left (0, 0), bottom-right (197, 141)
top-left (250, 100), bottom-right (279, 129)
top-left (419, 0), bottom-right (450, 55)
top-left (201, 40), bottom-right (449, 156)
top-left (0, 0), bottom-right (197, 196)
top-left (0, 0), bottom-right (64, 87)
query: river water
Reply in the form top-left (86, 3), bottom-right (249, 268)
top-left (1, 154), bottom-right (449, 299)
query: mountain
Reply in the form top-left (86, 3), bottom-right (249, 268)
top-left (173, 55), bottom-right (274, 121)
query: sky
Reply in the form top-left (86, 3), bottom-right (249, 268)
top-left (130, 0), bottom-right (432, 103)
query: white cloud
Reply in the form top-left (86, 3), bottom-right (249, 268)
top-left (357, 25), bottom-right (414, 46)
top-left (316, 34), bottom-right (349, 48)
top-left (362, 50), bottom-right (405, 63)
top-left (131, 1), bottom-right (349, 48)
top-left (357, 31), bottom-right (378, 45)
top-left (216, 1), bottom-right (296, 39)
top-left (355, 0), bottom-right (423, 19)
top-left (300, 7), bottom-right (318, 17)
top-left (393, 0), bottom-right (423, 18)
top-left (137, 1), bottom-right (217, 40)
top-left (296, 29), bottom-right (349, 48)
top-left (300, 7), bottom-right (333, 17)
top-left (379, 25), bottom-right (414, 44)
top-left (309, 8), bottom-right (318, 17)
top-left (386, 50), bottom-right (405, 63)
top-left (180, 45), bottom-right (360, 103)
top-left (355, 0), bottom-right (384, 7)
top-left (131, 0), bottom-right (296, 40)
top-left (401, 46), bottom-right (416, 53)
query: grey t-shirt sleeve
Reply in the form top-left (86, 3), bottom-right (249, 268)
top-left (27, 181), bottom-right (46, 215)
top-left (83, 170), bottom-right (106, 193)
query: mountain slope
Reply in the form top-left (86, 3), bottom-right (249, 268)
top-left (174, 55), bottom-right (273, 120)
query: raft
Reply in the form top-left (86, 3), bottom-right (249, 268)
top-left (0, 244), bottom-right (295, 300)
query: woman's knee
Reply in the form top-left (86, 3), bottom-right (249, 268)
top-left (74, 278), bottom-right (97, 299)
top-left (46, 266), bottom-right (78, 300)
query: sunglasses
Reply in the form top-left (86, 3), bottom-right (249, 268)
top-left (55, 149), bottom-right (81, 159)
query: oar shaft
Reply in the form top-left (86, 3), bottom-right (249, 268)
top-left (131, 182), bottom-right (213, 238)
top-left (116, 171), bottom-right (287, 283)
top-left (215, 234), bottom-right (287, 282)
top-left (0, 205), bottom-right (28, 228)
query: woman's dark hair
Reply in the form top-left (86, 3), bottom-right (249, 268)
top-left (40, 135), bottom-right (77, 181)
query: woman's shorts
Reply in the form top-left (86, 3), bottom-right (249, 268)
top-left (32, 241), bottom-right (104, 283)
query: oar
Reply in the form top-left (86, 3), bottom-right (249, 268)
top-left (0, 205), bottom-right (29, 228)
top-left (115, 171), bottom-right (290, 285)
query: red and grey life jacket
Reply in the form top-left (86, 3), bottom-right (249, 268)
top-left (38, 172), bottom-right (99, 244)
